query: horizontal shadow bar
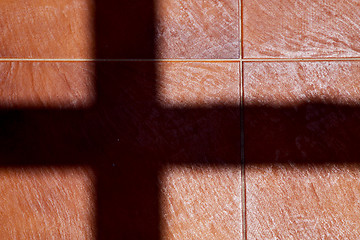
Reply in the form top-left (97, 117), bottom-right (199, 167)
top-left (245, 103), bottom-right (360, 165)
top-left (1, 103), bottom-right (359, 166)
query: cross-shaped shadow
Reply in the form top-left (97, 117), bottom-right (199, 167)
top-left (0, 1), bottom-right (241, 239)
top-left (2, 1), bottom-right (360, 239)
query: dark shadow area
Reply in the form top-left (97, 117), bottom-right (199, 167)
top-left (0, 1), bottom-right (241, 238)
top-left (245, 103), bottom-right (360, 165)
top-left (0, 62), bottom-right (240, 239)
top-left (0, 1), bottom-right (359, 239)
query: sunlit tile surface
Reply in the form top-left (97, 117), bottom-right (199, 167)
top-left (155, 0), bottom-right (239, 58)
top-left (0, 62), bottom-right (95, 108)
top-left (243, 0), bottom-right (360, 58)
top-left (0, 61), bottom-right (241, 239)
top-left (157, 62), bottom-right (239, 107)
top-left (5, 0), bottom-right (360, 238)
top-left (244, 61), bottom-right (360, 107)
top-left (0, 0), bottom-right (94, 58)
top-left (0, 167), bottom-right (95, 240)
top-left (246, 164), bottom-right (360, 239)
top-left (160, 165), bottom-right (242, 240)
top-left (96, 0), bottom-right (239, 59)
top-left (244, 61), bottom-right (360, 238)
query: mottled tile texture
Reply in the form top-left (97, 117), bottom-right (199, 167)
top-left (0, 62), bottom-right (95, 108)
top-left (160, 165), bottom-right (241, 240)
top-left (157, 62), bottom-right (239, 107)
top-left (0, 62), bottom-right (240, 239)
top-left (244, 62), bottom-right (360, 163)
top-left (245, 62), bottom-right (360, 238)
top-left (0, 0), bottom-right (94, 58)
top-left (7, 0), bottom-right (360, 238)
top-left (246, 164), bottom-right (360, 239)
top-left (0, 0), bottom-right (238, 59)
top-left (155, 0), bottom-right (239, 58)
top-left (243, 0), bottom-right (360, 58)
top-left (0, 167), bottom-right (95, 240)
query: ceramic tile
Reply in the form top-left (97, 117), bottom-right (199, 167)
top-left (156, 62), bottom-right (240, 107)
top-left (0, 167), bottom-right (95, 240)
top-left (155, 0), bottom-right (239, 58)
top-left (246, 164), bottom-right (360, 239)
top-left (2, 0), bottom-right (238, 59)
top-left (244, 61), bottom-right (360, 238)
top-left (97, 0), bottom-right (239, 59)
top-left (0, 62), bottom-right (95, 108)
top-left (0, 62), bottom-right (240, 239)
top-left (0, 0), bottom-right (94, 58)
top-left (244, 61), bottom-right (360, 164)
top-left (160, 165), bottom-right (241, 240)
top-left (243, 0), bottom-right (360, 58)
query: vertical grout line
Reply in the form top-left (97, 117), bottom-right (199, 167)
top-left (238, 0), bottom-right (242, 59)
top-left (239, 0), bottom-right (246, 239)
top-left (240, 0), bottom-right (244, 60)
top-left (240, 60), bottom-right (246, 240)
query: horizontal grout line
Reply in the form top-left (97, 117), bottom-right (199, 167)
top-left (0, 58), bottom-right (240, 62)
top-left (2, 57), bottom-right (360, 62)
top-left (242, 57), bottom-right (360, 62)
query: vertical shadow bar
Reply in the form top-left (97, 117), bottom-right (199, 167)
top-left (94, 0), bottom-right (158, 239)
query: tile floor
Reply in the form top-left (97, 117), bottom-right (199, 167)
top-left (1, 0), bottom-right (360, 239)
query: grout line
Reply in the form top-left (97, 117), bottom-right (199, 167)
top-left (240, 0), bottom-right (244, 61)
top-left (240, 62), bottom-right (246, 240)
top-left (239, 0), bottom-right (245, 238)
top-left (242, 57), bottom-right (360, 62)
top-left (0, 58), bottom-right (240, 62)
top-left (3, 57), bottom-right (360, 62)
top-left (238, 0), bottom-right (242, 59)
top-left (239, 0), bottom-right (246, 239)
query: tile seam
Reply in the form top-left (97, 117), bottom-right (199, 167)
top-left (238, 0), bottom-right (242, 59)
top-left (240, 61), bottom-right (246, 240)
top-left (240, 0), bottom-right (244, 61)
top-left (242, 57), bottom-right (360, 62)
top-left (0, 59), bottom-right (240, 62)
top-left (239, 0), bottom-right (246, 239)
top-left (1, 58), bottom-right (360, 62)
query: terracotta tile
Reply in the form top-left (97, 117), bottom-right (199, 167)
top-left (243, 0), bottom-right (360, 58)
top-left (0, 62), bottom-right (95, 109)
top-left (244, 61), bottom-right (360, 238)
top-left (155, 0), bottom-right (239, 59)
top-left (0, 0), bottom-right (94, 58)
top-left (156, 62), bottom-right (240, 107)
top-left (97, 0), bottom-right (239, 59)
top-left (0, 62), bottom-right (240, 238)
top-left (246, 164), bottom-right (360, 239)
top-left (0, 167), bottom-right (95, 240)
top-left (160, 165), bottom-right (241, 240)
top-left (244, 61), bottom-right (360, 163)
top-left (3, 0), bottom-right (238, 59)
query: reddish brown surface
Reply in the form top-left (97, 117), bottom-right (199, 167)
top-left (157, 62), bottom-right (239, 107)
top-left (160, 165), bottom-right (241, 240)
top-left (97, 0), bottom-right (239, 59)
top-left (0, 0), bottom-right (94, 58)
top-left (244, 62), bottom-right (360, 238)
top-left (0, 167), bottom-right (95, 239)
top-left (243, 0), bottom-right (360, 58)
top-left (0, 62), bottom-right (240, 239)
top-left (0, 62), bottom-right (95, 108)
top-left (0, 0), bottom-right (238, 59)
top-left (246, 164), bottom-right (360, 239)
top-left (244, 61), bottom-right (360, 164)
top-left (155, 0), bottom-right (239, 58)
top-left (3, 0), bottom-right (360, 239)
